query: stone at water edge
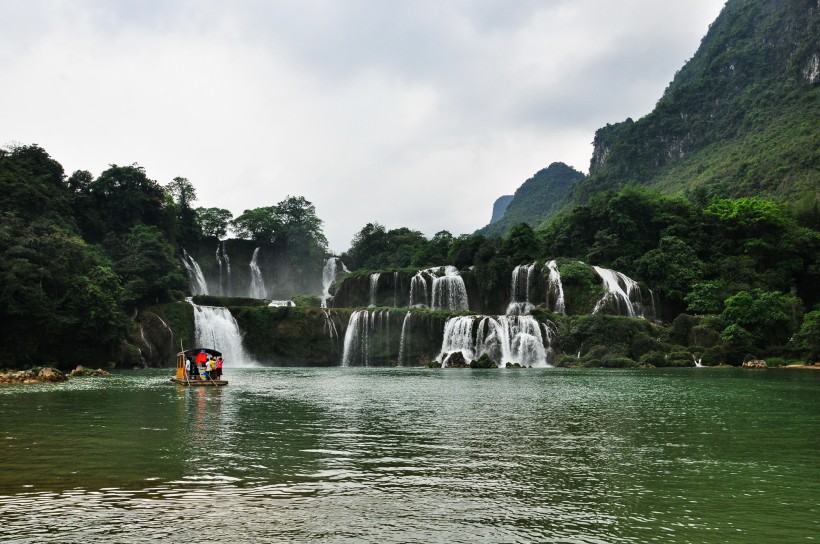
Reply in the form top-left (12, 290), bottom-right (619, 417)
top-left (742, 360), bottom-right (768, 369)
top-left (443, 352), bottom-right (469, 368)
top-left (470, 353), bottom-right (498, 369)
top-left (69, 365), bottom-right (111, 377)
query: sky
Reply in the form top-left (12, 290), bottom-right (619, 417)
top-left (0, 0), bottom-right (726, 253)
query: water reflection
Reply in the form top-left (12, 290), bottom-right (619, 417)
top-left (0, 368), bottom-right (817, 543)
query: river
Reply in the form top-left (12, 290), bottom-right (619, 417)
top-left (0, 367), bottom-right (817, 543)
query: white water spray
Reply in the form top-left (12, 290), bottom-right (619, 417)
top-left (368, 273), bottom-right (381, 307)
top-left (321, 257), bottom-right (349, 308)
top-left (249, 247), bottom-right (267, 299)
top-left (191, 301), bottom-right (255, 367)
top-left (430, 266), bottom-right (469, 312)
top-left (181, 250), bottom-right (209, 295)
top-left (546, 260), bottom-right (566, 314)
top-left (506, 263), bottom-right (536, 315)
top-left (439, 314), bottom-right (555, 368)
top-left (592, 266), bottom-right (644, 317)
top-left (398, 311), bottom-right (412, 366)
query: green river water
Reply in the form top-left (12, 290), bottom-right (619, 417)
top-left (0, 367), bottom-right (817, 543)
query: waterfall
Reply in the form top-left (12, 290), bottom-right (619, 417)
top-left (368, 273), bottom-right (381, 307)
top-left (342, 310), bottom-right (372, 366)
top-left (181, 250), bottom-right (209, 295)
top-left (323, 309), bottom-right (341, 352)
top-left (321, 257), bottom-right (349, 308)
top-left (409, 272), bottom-right (429, 307)
top-left (506, 263), bottom-right (536, 315)
top-left (430, 266), bottom-right (469, 312)
top-left (398, 311), bottom-right (412, 366)
top-left (546, 260), bottom-right (566, 314)
top-left (340, 309), bottom-right (396, 366)
top-left (191, 301), bottom-right (254, 366)
top-left (439, 314), bottom-right (555, 368)
top-left (592, 266), bottom-right (644, 317)
top-left (249, 247), bottom-right (267, 299)
top-left (215, 242), bottom-right (231, 297)
top-left (393, 271), bottom-right (399, 308)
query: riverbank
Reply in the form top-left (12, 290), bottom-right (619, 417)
top-left (0, 366), bottom-right (110, 385)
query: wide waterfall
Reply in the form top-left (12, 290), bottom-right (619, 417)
top-left (191, 301), bottom-right (254, 366)
top-left (341, 309), bottom-right (393, 366)
top-left (506, 263), bottom-right (537, 315)
top-left (368, 273), bottom-right (381, 307)
top-left (249, 247), bottom-right (267, 299)
top-left (181, 250), bottom-right (209, 295)
top-left (430, 266), bottom-right (469, 312)
top-left (546, 260), bottom-right (566, 314)
top-left (439, 314), bottom-right (555, 368)
top-left (592, 266), bottom-right (645, 317)
top-left (321, 257), bottom-right (349, 308)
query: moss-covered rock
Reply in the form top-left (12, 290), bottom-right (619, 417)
top-left (470, 353), bottom-right (498, 368)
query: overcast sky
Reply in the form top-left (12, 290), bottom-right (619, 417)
top-left (1, 0), bottom-right (725, 252)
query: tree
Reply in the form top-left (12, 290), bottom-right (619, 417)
top-left (165, 176), bottom-right (197, 210)
top-left (164, 176), bottom-right (199, 243)
top-left (84, 163), bottom-right (167, 240)
top-left (635, 236), bottom-right (705, 311)
top-left (115, 225), bottom-right (188, 306)
top-left (412, 230), bottom-right (453, 267)
top-left (232, 206), bottom-right (281, 241)
top-left (721, 289), bottom-right (802, 350)
top-left (195, 207), bottom-right (233, 239)
top-left (502, 223), bottom-right (542, 264)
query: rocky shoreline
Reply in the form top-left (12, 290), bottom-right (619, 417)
top-left (0, 366), bottom-right (111, 385)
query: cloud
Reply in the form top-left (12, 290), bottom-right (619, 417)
top-left (0, 0), bottom-right (725, 252)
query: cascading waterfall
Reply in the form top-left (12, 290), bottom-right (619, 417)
top-left (321, 257), bottom-right (349, 308)
top-left (249, 247), bottom-right (267, 299)
top-left (181, 250), bottom-right (209, 295)
top-left (592, 266), bottom-right (644, 317)
top-left (506, 263), bottom-right (537, 315)
top-left (409, 272), bottom-right (429, 307)
top-left (439, 314), bottom-right (555, 368)
top-left (368, 273), bottom-right (381, 307)
top-left (430, 266), bottom-right (469, 312)
top-left (393, 271), bottom-right (399, 308)
top-left (341, 309), bottom-right (386, 366)
top-left (215, 242), bottom-right (231, 297)
top-left (546, 260), bottom-right (566, 314)
top-left (397, 311), bottom-right (412, 366)
top-left (323, 309), bottom-right (341, 349)
top-left (190, 300), bottom-right (254, 366)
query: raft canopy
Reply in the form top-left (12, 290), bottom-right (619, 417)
top-left (178, 348), bottom-right (222, 358)
top-left (175, 348), bottom-right (223, 381)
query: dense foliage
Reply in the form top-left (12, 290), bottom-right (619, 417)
top-left (0, 144), bottom-right (329, 368)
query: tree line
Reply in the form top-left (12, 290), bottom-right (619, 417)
top-left (0, 144), bottom-right (327, 367)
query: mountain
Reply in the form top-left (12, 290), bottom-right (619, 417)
top-left (483, 0), bottom-right (819, 236)
top-left (476, 162), bottom-right (585, 236)
top-left (490, 195), bottom-right (513, 224)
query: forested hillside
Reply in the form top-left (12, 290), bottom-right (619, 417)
top-left (573, 0), bottom-right (819, 206)
top-left (483, 0), bottom-right (818, 234)
top-left (477, 163), bottom-right (584, 236)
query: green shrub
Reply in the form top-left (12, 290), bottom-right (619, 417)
top-left (292, 294), bottom-right (322, 308)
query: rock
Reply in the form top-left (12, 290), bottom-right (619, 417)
top-left (470, 353), bottom-right (498, 369)
top-left (742, 359), bottom-right (768, 369)
top-left (427, 361), bottom-right (442, 368)
top-left (38, 368), bottom-right (68, 382)
top-left (443, 352), bottom-right (469, 368)
top-left (69, 366), bottom-right (111, 377)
